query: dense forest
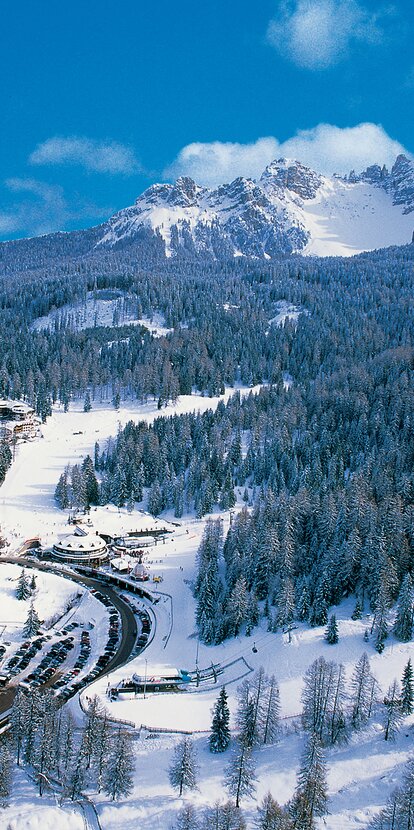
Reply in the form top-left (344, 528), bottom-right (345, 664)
top-left (46, 241), bottom-right (414, 644)
top-left (1, 235), bottom-right (414, 637)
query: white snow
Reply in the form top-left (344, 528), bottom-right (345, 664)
top-left (2, 386), bottom-right (414, 829)
top-left (0, 563), bottom-right (81, 645)
top-left (96, 170), bottom-right (414, 258)
top-left (299, 179), bottom-right (414, 257)
top-left (31, 293), bottom-right (173, 339)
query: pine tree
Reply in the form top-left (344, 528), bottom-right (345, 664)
top-left (256, 792), bottom-right (293, 829)
top-left (401, 658), bottom-right (414, 715)
top-left (225, 739), bottom-right (256, 808)
top-left (33, 692), bottom-right (57, 795)
top-left (394, 574), bottom-right (414, 642)
top-left (92, 712), bottom-right (111, 792)
top-left (55, 470), bottom-right (69, 509)
top-left (372, 580), bottom-right (390, 653)
top-left (0, 737), bottom-right (13, 807)
top-left (16, 568), bottom-right (30, 600)
top-left (383, 680), bottom-right (402, 742)
top-left (82, 695), bottom-right (104, 769)
top-left (325, 614), bottom-right (339, 644)
top-left (202, 800), bottom-right (246, 830)
top-left (169, 737), bottom-right (199, 796)
top-left (104, 728), bottom-right (135, 801)
top-left (351, 598), bottom-right (362, 620)
top-left (351, 652), bottom-right (378, 729)
top-left (10, 687), bottom-right (28, 766)
top-left (23, 601), bottom-right (41, 638)
top-left (367, 758), bottom-right (414, 829)
top-left (302, 657), bottom-right (346, 746)
top-left (290, 732), bottom-right (328, 830)
top-left (67, 748), bottom-right (87, 801)
top-left (83, 391), bottom-right (92, 412)
top-left (210, 687), bottom-right (231, 753)
top-left (236, 678), bottom-right (259, 749)
top-left (30, 573), bottom-right (37, 592)
top-left (174, 803), bottom-right (200, 830)
top-left (259, 675), bottom-right (280, 745)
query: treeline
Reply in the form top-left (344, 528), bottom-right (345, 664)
top-left (0, 441), bottom-right (12, 486)
top-left (88, 329), bottom-right (414, 634)
top-left (0, 691), bottom-right (134, 805)
top-left (171, 653), bottom-right (414, 830)
top-left (0, 237), bottom-right (413, 414)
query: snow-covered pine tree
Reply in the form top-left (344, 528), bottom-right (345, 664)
top-left (225, 738), bottom-right (256, 808)
top-left (236, 678), bottom-right (259, 749)
top-left (33, 691), bottom-right (57, 795)
top-left (367, 758), bottom-right (414, 829)
top-left (173, 803), bottom-right (200, 830)
top-left (16, 568), bottom-right (30, 600)
top-left (92, 712), bottom-right (111, 792)
top-left (83, 391), bottom-right (92, 412)
top-left (372, 580), bottom-right (390, 653)
top-left (259, 675), bottom-right (280, 745)
top-left (401, 658), bottom-right (414, 715)
top-left (309, 580), bottom-right (328, 627)
top-left (104, 728), bottom-right (135, 801)
top-left (383, 679), bottom-right (402, 742)
top-left (169, 737), bottom-right (199, 796)
top-left (351, 597), bottom-right (362, 620)
top-left (22, 601), bottom-right (41, 638)
top-left (10, 687), bottom-right (28, 766)
top-left (29, 573), bottom-right (37, 592)
top-left (210, 687), bottom-right (231, 753)
top-left (351, 652), bottom-right (378, 729)
top-left (59, 712), bottom-right (75, 782)
top-left (0, 737), bottom-right (13, 807)
top-left (302, 657), bottom-right (345, 746)
top-left (256, 792), bottom-right (293, 829)
top-left (23, 689), bottom-right (43, 765)
top-left (296, 584), bottom-right (310, 622)
top-left (289, 732), bottom-right (328, 830)
top-left (325, 614), bottom-right (339, 644)
top-left (201, 800), bottom-right (246, 830)
top-left (55, 470), bottom-right (69, 509)
top-left (82, 695), bottom-right (105, 770)
top-left (394, 573), bottom-right (414, 642)
top-left (67, 748), bottom-right (87, 801)
top-left (277, 577), bottom-right (296, 629)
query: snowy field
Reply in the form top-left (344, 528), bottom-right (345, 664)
top-left (0, 385), bottom-right (262, 549)
top-left (1, 390), bottom-right (414, 828)
top-left (31, 291), bottom-right (173, 338)
top-left (0, 563), bottom-right (80, 644)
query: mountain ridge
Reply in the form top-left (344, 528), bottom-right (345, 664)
top-left (97, 154), bottom-right (414, 259)
top-left (1, 155), bottom-right (413, 264)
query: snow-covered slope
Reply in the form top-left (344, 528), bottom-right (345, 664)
top-left (96, 155), bottom-right (414, 258)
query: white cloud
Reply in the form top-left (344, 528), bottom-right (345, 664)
top-left (164, 123), bottom-right (409, 186)
top-left (266, 0), bottom-right (387, 69)
top-left (0, 178), bottom-right (110, 238)
top-left (278, 123), bottom-right (407, 175)
top-left (164, 138), bottom-right (281, 188)
top-left (29, 136), bottom-right (140, 175)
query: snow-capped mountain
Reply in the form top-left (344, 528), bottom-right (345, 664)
top-left (96, 155), bottom-right (414, 259)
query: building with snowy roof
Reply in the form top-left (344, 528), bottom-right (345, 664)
top-left (52, 527), bottom-right (108, 565)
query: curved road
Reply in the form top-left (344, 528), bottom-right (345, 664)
top-left (0, 557), bottom-right (138, 718)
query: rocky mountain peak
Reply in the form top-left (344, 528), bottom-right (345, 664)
top-left (391, 155), bottom-right (414, 214)
top-left (260, 157), bottom-right (323, 200)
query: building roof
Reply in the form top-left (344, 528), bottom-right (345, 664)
top-left (54, 532), bottom-right (107, 554)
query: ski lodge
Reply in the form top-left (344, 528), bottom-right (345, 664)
top-left (0, 399), bottom-right (40, 442)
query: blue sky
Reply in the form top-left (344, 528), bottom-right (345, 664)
top-left (1, 0), bottom-right (413, 239)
